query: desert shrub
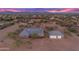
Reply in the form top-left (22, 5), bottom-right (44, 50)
top-left (44, 32), bottom-right (48, 38)
top-left (30, 33), bottom-right (39, 39)
top-left (7, 32), bottom-right (18, 39)
top-left (26, 41), bottom-right (32, 45)
top-left (77, 33), bottom-right (79, 36)
top-left (14, 39), bottom-right (23, 47)
top-left (19, 25), bottom-right (25, 29)
top-left (15, 28), bottom-right (23, 34)
top-left (0, 40), bottom-right (4, 42)
top-left (42, 19), bottom-right (48, 23)
top-left (64, 30), bottom-right (72, 36)
top-left (67, 28), bottom-right (78, 33)
top-left (26, 40), bottom-right (32, 49)
top-left (46, 27), bottom-right (53, 31)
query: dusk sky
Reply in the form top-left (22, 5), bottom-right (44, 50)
top-left (0, 8), bottom-right (79, 13)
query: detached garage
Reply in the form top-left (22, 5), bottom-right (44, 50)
top-left (48, 31), bottom-right (64, 39)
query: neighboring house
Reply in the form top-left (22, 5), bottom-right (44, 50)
top-left (48, 31), bottom-right (64, 39)
top-left (19, 27), bottom-right (44, 38)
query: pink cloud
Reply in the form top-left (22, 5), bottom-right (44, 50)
top-left (0, 8), bottom-right (22, 12)
top-left (0, 8), bottom-right (78, 12)
top-left (47, 8), bottom-right (76, 12)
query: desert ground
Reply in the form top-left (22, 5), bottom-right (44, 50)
top-left (0, 13), bottom-right (79, 51)
top-left (0, 24), bottom-right (79, 51)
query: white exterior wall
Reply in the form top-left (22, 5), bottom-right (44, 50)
top-left (50, 36), bottom-right (56, 39)
top-left (57, 36), bottom-right (62, 39)
top-left (49, 35), bottom-right (62, 39)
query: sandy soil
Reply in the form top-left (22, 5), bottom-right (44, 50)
top-left (10, 37), bottom-right (79, 51)
top-left (0, 24), bottom-right (19, 50)
top-left (0, 24), bottom-right (79, 51)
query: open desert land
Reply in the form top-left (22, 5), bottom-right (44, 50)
top-left (0, 23), bottom-right (79, 51)
top-left (0, 13), bottom-right (79, 51)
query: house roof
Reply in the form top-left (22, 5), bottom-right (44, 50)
top-left (48, 31), bottom-right (64, 37)
top-left (19, 27), bottom-right (44, 37)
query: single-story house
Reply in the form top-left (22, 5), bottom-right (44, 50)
top-left (19, 27), bottom-right (44, 38)
top-left (48, 30), bottom-right (64, 39)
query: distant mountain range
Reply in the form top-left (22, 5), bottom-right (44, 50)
top-left (0, 8), bottom-right (79, 14)
top-left (0, 12), bottom-right (79, 15)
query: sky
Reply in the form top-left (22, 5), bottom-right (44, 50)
top-left (0, 8), bottom-right (79, 13)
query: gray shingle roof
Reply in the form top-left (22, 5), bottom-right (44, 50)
top-left (19, 27), bottom-right (44, 38)
top-left (48, 31), bottom-right (64, 37)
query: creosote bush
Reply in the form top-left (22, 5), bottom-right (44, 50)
top-left (7, 32), bottom-right (18, 39)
